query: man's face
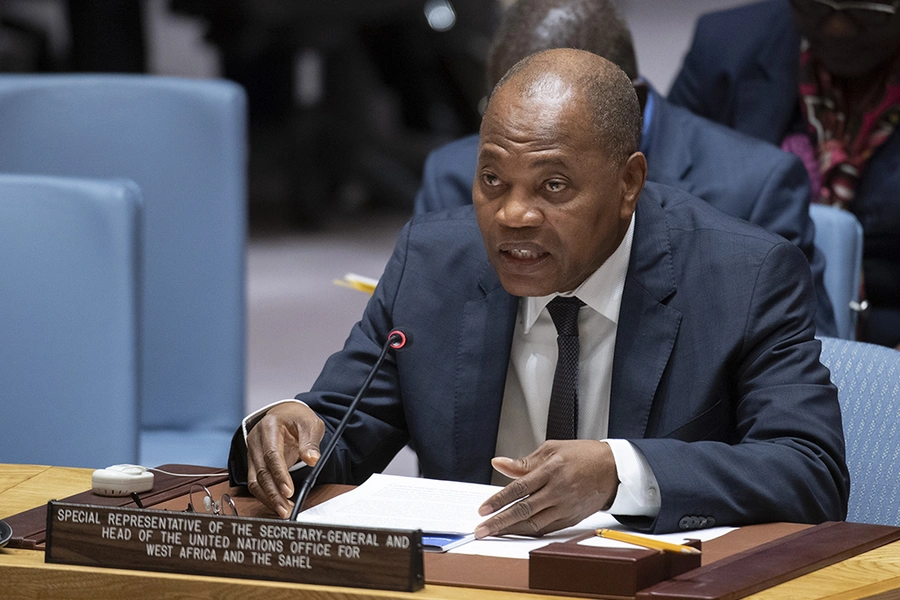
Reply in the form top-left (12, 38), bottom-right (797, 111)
top-left (473, 77), bottom-right (641, 297)
top-left (790, 0), bottom-right (900, 78)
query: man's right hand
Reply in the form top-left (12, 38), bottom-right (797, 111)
top-left (246, 402), bottom-right (325, 518)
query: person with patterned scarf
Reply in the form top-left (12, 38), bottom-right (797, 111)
top-left (669, 0), bottom-right (900, 349)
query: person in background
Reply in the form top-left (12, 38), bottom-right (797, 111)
top-left (669, 0), bottom-right (900, 348)
top-left (413, 0), bottom-right (837, 338)
top-left (230, 48), bottom-right (848, 536)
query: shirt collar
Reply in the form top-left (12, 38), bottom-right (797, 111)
top-left (522, 213), bottom-right (635, 333)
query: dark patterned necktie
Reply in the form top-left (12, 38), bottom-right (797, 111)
top-left (545, 296), bottom-right (585, 440)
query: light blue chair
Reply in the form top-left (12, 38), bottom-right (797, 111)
top-left (819, 336), bottom-right (900, 526)
top-left (0, 75), bottom-right (248, 467)
top-left (810, 204), bottom-right (864, 340)
top-left (0, 174), bottom-right (141, 468)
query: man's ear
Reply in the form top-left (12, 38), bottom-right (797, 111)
top-left (619, 152), bottom-right (647, 220)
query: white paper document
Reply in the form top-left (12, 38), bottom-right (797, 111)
top-left (295, 473), bottom-right (735, 558)
top-left (294, 473), bottom-right (500, 534)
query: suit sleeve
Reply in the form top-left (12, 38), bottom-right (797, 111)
top-left (624, 241), bottom-right (849, 533)
top-left (747, 153), bottom-right (837, 337)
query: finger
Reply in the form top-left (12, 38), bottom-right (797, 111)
top-left (296, 416), bottom-right (325, 467)
top-left (294, 409), bottom-right (325, 467)
top-left (475, 496), bottom-right (565, 538)
top-left (479, 451), bottom-right (550, 516)
top-left (489, 442), bottom-right (559, 480)
top-left (490, 511), bottom-right (578, 538)
top-left (247, 422), bottom-right (294, 516)
top-left (263, 417), bottom-right (325, 515)
top-left (490, 456), bottom-right (528, 479)
top-left (478, 466), bottom-right (548, 517)
top-left (299, 443), bottom-right (321, 467)
top-left (263, 445), bottom-right (297, 501)
top-left (252, 422), bottom-right (294, 492)
top-left (246, 447), bottom-right (292, 518)
top-left (247, 471), bottom-right (292, 519)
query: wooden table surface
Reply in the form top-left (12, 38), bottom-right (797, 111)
top-left (2, 464), bottom-right (899, 600)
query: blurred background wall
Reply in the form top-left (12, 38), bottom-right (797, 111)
top-left (1, 0), bottom-right (750, 231)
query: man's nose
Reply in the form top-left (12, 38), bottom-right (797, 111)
top-left (496, 188), bottom-right (543, 227)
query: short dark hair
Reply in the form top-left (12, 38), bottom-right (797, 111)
top-left (486, 0), bottom-right (638, 90)
top-left (487, 49), bottom-right (641, 165)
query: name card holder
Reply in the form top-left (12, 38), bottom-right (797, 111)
top-left (529, 533), bottom-right (701, 598)
top-left (45, 501), bottom-right (424, 592)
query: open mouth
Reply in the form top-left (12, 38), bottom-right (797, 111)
top-left (498, 243), bottom-right (550, 272)
top-left (506, 247), bottom-right (546, 260)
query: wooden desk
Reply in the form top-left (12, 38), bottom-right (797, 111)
top-left (2, 464), bottom-right (899, 600)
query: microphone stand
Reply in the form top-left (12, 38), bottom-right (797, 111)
top-left (288, 330), bottom-right (405, 520)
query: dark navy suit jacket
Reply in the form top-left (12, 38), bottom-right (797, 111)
top-left (231, 183), bottom-right (848, 534)
top-left (669, 0), bottom-right (900, 344)
top-left (412, 89), bottom-right (837, 337)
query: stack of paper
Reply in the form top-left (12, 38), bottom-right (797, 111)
top-left (295, 474), bottom-right (735, 557)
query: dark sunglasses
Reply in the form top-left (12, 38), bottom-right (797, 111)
top-left (790, 0), bottom-right (900, 28)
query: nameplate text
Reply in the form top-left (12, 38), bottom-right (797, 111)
top-left (45, 501), bottom-right (424, 592)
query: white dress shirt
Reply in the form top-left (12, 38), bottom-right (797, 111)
top-left (493, 215), bottom-right (660, 516)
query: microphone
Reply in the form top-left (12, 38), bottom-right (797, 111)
top-left (388, 329), bottom-right (410, 350)
top-left (288, 329), bottom-right (409, 520)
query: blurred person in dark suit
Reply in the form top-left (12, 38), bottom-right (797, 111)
top-left (669, 0), bottom-right (900, 348)
top-left (412, 0), bottom-right (837, 337)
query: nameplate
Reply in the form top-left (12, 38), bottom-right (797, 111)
top-left (530, 533), bottom-right (702, 597)
top-left (44, 501), bottom-right (424, 592)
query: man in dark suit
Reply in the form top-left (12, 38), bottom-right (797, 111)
top-left (414, 0), bottom-right (836, 338)
top-left (231, 49), bottom-right (848, 535)
top-left (669, 0), bottom-right (900, 347)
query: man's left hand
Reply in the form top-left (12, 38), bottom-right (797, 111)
top-left (474, 440), bottom-right (619, 538)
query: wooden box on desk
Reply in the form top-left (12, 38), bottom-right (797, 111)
top-left (529, 535), bottom-right (701, 598)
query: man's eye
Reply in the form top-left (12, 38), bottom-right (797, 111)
top-left (545, 180), bottom-right (566, 192)
top-left (483, 174), bottom-right (500, 186)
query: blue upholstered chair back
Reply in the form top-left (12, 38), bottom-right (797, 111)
top-left (810, 204), bottom-right (863, 340)
top-left (0, 75), bottom-right (247, 467)
top-left (0, 174), bottom-right (141, 468)
top-left (819, 336), bottom-right (900, 526)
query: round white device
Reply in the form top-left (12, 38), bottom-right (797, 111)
top-left (91, 464), bottom-right (154, 496)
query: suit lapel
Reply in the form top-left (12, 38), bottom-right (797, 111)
top-left (609, 188), bottom-right (682, 439)
top-left (453, 261), bottom-right (518, 483)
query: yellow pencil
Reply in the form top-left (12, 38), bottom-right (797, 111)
top-left (596, 528), bottom-right (701, 555)
top-left (333, 273), bottom-right (378, 295)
